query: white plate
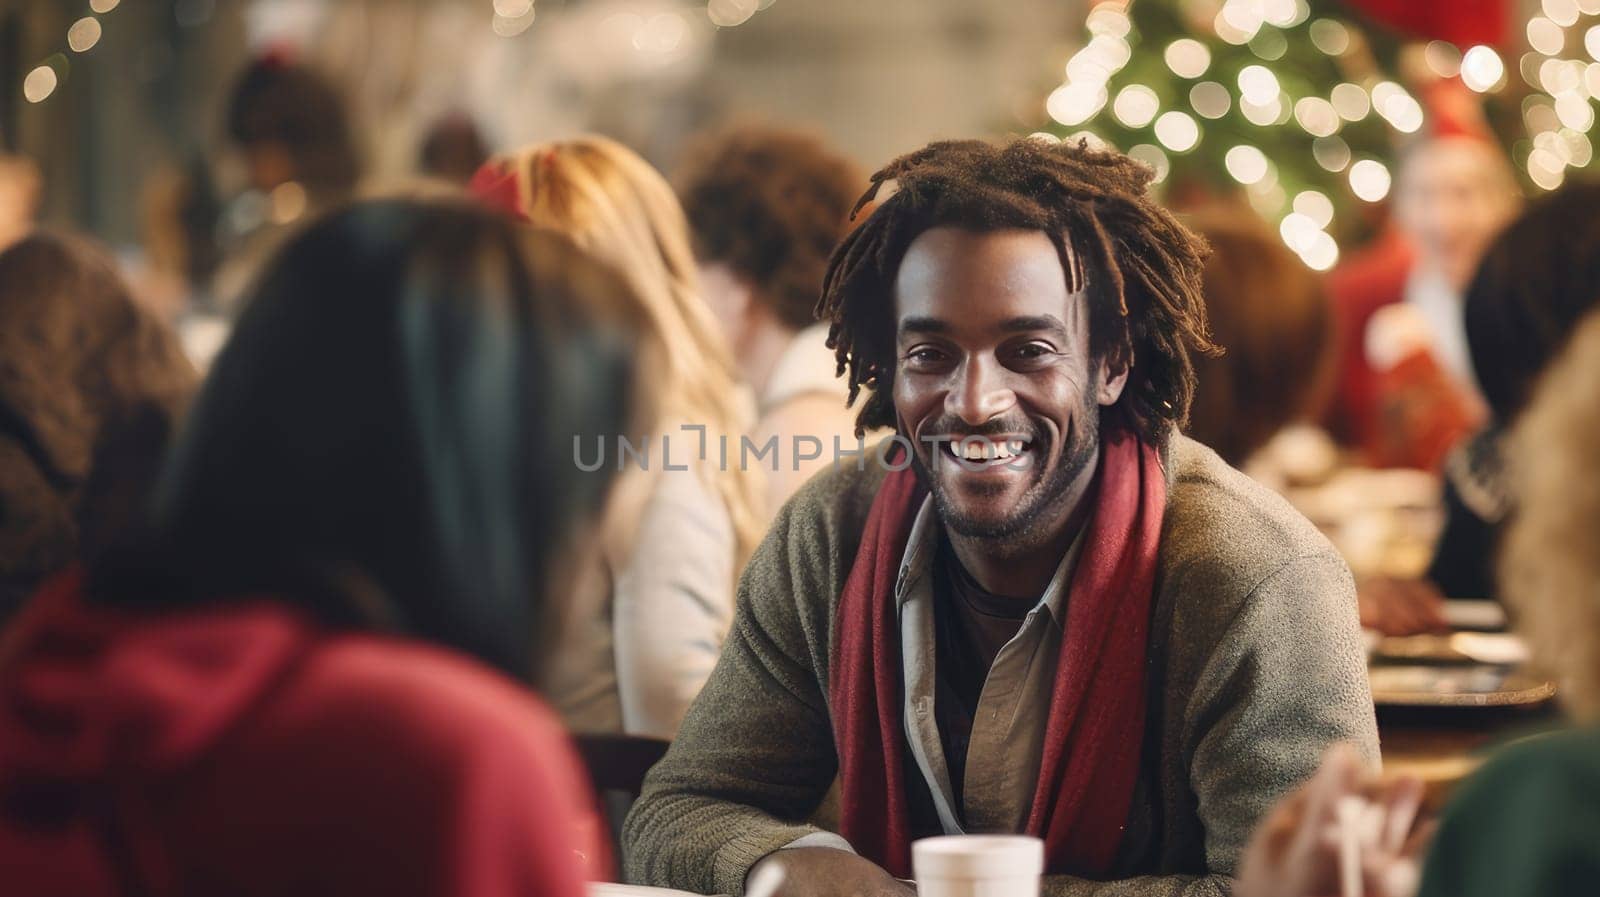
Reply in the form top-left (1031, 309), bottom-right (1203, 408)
top-left (1441, 600), bottom-right (1507, 631)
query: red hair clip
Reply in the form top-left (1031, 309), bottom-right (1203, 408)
top-left (467, 161), bottom-right (529, 222)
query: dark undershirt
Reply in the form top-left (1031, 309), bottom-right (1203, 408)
top-left (931, 535), bottom-right (1033, 815)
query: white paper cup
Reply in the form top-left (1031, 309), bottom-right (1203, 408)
top-left (911, 835), bottom-right (1044, 897)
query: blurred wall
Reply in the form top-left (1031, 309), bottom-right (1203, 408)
top-left (678, 0), bottom-right (1080, 171)
top-left (5, 0), bottom-right (1083, 245)
top-left (3, 0), bottom-right (246, 245)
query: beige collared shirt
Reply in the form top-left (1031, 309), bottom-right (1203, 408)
top-left (897, 496), bottom-right (1085, 833)
top-left (785, 495), bottom-right (1083, 854)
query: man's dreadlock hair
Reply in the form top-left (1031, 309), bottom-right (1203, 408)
top-left (818, 137), bottom-right (1216, 445)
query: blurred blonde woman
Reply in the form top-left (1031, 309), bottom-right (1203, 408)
top-left (470, 136), bottom-right (764, 739)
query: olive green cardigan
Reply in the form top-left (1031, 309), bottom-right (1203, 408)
top-left (624, 436), bottom-right (1378, 896)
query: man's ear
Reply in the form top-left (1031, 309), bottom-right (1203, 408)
top-left (1096, 349), bottom-right (1132, 407)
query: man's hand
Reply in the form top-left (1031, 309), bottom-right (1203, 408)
top-left (1236, 743), bottom-right (1433, 897)
top-left (748, 847), bottom-right (914, 897)
top-left (1357, 576), bottom-right (1450, 636)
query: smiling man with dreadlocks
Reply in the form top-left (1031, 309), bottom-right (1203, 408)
top-left (624, 138), bottom-right (1377, 897)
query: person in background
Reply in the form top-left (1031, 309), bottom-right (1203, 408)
top-left (0, 199), bottom-right (638, 896)
top-left (1326, 122), bottom-right (1518, 470)
top-left (135, 157), bottom-right (222, 326)
top-left (470, 137), bottom-right (764, 739)
top-left (625, 137), bottom-right (1376, 897)
top-left (0, 232), bottom-right (196, 622)
top-left (1433, 181), bottom-right (1600, 599)
top-left (1237, 307), bottom-right (1600, 897)
top-left (1356, 182), bottom-right (1600, 634)
top-left (1184, 208), bottom-right (1335, 469)
top-left (133, 156), bottom-right (236, 372)
top-left (418, 112), bottom-right (490, 185)
top-left (225, 53), bottom-right (360, 206)
top-left (0, 154), bottom-right (41, 251)
top-left (212, 53), bottom-right (362, 310)
top-left (675, 126), bottom-right (867, 511)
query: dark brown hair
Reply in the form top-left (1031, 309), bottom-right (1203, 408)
top-left (225, 57), bottom-right (360, 196)
top-left (0, 232), bottom-right (196, 616)
top-left (1464, 180), bottom-right (1600, 424)
top-left (1185, 209), bottom-right (1334, 464)
top-left (677, 126), bottom-right (863, 330)
top-left (817, 137), bottom-right (1216, 442)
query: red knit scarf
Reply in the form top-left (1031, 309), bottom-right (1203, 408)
top-left (829, 427), bottom-right (1166, 878)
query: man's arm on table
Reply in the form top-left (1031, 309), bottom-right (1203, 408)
top-left (622, 491), bottom-right (846, 896)
top-left (1035, 550), bottom-right (1377, 897)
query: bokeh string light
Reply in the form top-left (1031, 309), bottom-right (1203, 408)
top-left (23, 65), bottom-right (58, 104)
top-left (20, 3), bottom-right (132, 104)
top-left (1514, 0), bottom-right (1600, 192)
top-left (67, 18), bottom-right (103, 53)
top-left (1114, 84), bottom-right (1161, 128)
top-left (492, 0), bottom-right (536, 37)
top-left (707, 0), bottom-right (774, 29)
top-left (1155, 110), bottom-right (1201, 151)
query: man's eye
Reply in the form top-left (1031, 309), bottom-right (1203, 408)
top-left (1011, 343), bottom-right (1056, 361)
top-left (905, 347), bottom-right (946, 364)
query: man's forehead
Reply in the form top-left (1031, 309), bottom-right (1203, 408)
top-left (893, 226), bottom-right (1089, 324)
top-left (1399, 138), bottom-right (1508, 191)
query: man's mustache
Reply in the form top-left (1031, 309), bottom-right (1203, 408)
top-left (918, 415), bottom-right (1037, 442)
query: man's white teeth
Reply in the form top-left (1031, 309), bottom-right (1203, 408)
top-left (957, 441), bottom-right (1018, 461)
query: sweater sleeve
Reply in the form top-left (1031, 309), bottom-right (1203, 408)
top-left (622, 480), bottom-right (846, 896)
top-left (612, 468), bottom-right (738, 738)
top-left (1184, 550), bottom-right (1380, 876)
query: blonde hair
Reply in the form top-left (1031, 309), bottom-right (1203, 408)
top-left (1502, 310), bottom-right (1600, 719)
top-left (485, 136), bottom-right (765, 566)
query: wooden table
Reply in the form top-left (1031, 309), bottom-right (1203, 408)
top-left (1374, 670), bottom-right (1559, 812)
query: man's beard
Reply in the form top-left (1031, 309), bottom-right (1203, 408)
top-left (910, 401), bottom-right (1101, 554)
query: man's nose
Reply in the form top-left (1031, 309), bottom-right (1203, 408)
top-left (946, 356), bottom-right (1015, 426)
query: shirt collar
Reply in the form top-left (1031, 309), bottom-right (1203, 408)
top-left (895, 494), bottom-right (1086, 626)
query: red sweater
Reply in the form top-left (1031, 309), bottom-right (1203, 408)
top-left (1326, 230), bottom-right (1480, 469)
top-left (0, 571), bottom-right (610, 897)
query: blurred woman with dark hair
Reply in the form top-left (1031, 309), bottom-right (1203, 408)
top-left (0, 232), bottom-right (196, 620)
top-left (0, 199), bottom-right (639, 896)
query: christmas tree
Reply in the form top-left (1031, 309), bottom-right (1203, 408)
top-left (1038, 0), bottom-right (1600, 269)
